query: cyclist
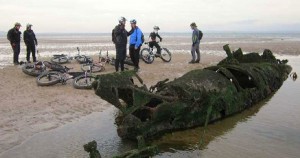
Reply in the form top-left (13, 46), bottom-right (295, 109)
top-left (129, 19), bottom-right (143, 71)
top-left (7, 22), bottom-right (22, 65)
top-left (112, 17), bottom-right (132, 72)
top-left (149, 26), bottom-right (162, 57)
top-left (24, 24), bottom-right (38, 63)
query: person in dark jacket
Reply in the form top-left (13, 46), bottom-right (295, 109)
top-left (129, 19), bottom-right (143, 71)
top-left (24, 24), bottom-right (38, 63)
top-left (7, 22), bottom-right (22, 65)
top-left (112, 17), bottom-right (132, 72)
top-left (189, 22), bottom-right (201, 64)
top-left (149, 26), bottom-right (162, 57)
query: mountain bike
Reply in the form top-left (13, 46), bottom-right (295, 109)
top-left (22, 61), bottom-right (65, 77)
top-left (81, 50), bottom-right (111, 73)
top-left (140, 42), bottom-right (171, 64)
top-left (50, 47), bottom-right (92, 64)
top-left (36, 66), bottom-right (95, 89)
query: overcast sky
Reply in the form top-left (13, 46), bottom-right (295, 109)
top-left (1, 0), bottom-right (299, 33)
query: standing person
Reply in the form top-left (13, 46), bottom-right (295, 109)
top-left (189, 22), bottom-right (201, 64)
top-left (112, 17), bottom-right (132, 72)
top-left (7, 22), bottom-right (22, 65)
top-left (24, 24), bottom-right (38, 63)
top-left (149, 26), bottom-right (163, 57)
top-left (129, 19), bottom-right (143, 71)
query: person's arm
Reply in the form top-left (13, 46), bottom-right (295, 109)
top-left (24, 31), bottom-right (29, 45)
top-left (33, 31), bottom-right (38, 45)
top-left (135, 29), bottom-right (142, 49)
top-left (192, 30), bottom-right (198, 46)
top-left (157, 33), bottom-right (162, 42)
top-left (127, 28), bottom-right (134, 36)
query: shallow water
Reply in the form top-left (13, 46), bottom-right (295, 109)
top-left (1, 56), bottom-right (299, 158)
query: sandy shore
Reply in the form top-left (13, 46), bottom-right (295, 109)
top-left (0, 53), bottom-right (223, 154)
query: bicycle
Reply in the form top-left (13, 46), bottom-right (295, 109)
top-left (36, 66), bottom-right (95, 89)
top-left (50, 47), bottom-right (92, 64)
top-left (22, 61), bottom-right (65, 77)
top-left (140, 42), bottom-right (172, 64)
top-left (80, 50), bottom-right (111, 73)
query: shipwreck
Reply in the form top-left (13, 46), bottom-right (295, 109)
top-left (92, 44), bottom-right (292, 140)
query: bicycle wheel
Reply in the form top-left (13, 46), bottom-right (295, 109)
top-left (36, 72), bottom-right (61, 86)
top-left (73, 74), bottom-right (96, 89)
top-left (22, 64), bottom-right (44, 77)
top-left (81, 63), bottom-right (103, 73)
top-left (51, 56), bottom-right (69, 64)
top-left (76, 56), bottom-right (93, 64)
top-left (141, 48), bottom-right (154, 64)
top-left (160, 48), bottom-right (172, 62)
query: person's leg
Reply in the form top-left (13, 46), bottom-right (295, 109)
top-left (115, 45), bottom-right (120, 72)
top-left (154, 42), bottom-right (161, 54)
top-left (195, 44), bottom-right (200, 63)
top-left (15, 44), bottom-right (20, 64)
top-left (31, 44), bottom-right (37, 62)
top-left (129, 45), bottom-right (135, 67)
top-left (120, 46), bottom-right (127, 71)
top-left (190, 45), bottom-right (196, 63)
top-left (134, 46), bottom-right (141, 70)
top-left (26, 45), bottom-right (31, 62)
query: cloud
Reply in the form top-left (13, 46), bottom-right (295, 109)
top-left (0, 0), bottom-right (299, 33)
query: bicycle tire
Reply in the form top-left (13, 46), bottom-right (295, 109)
top-left (22, 64), bottom-right (44, 77)
top-left (51, 56), bottom-right (69, 64)
top-left (160, 48), bottom-right (172, 62)
top-left (141, 48), bottom-right (154, 64)
top-left (72, 74), bottom-right (96, 89)
top-left (36, 72), bottom-right (61, 86)
top-left (81, 63), bottom-right (103, 73)
top-left (75, 56), bottom-right (93, 64)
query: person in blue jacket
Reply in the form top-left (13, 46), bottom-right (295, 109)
top-left (129, 19), bottom-right (143, 71)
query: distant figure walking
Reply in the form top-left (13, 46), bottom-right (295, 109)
top-left (7, 22), bottom-right (22, 65)
top-left (112, 17), bottom-right (132, 72)
top-left (149, 26), bottom-right (163, 57)
top-left (24, 24), bottom-right (38, 63)
top-left (129, 19), bottom-right (143, 71)
top-left (189, 22), bottom-right (202, 64)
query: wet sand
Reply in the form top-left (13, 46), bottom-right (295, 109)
top-left (0, 53), bottom-right (222, 154)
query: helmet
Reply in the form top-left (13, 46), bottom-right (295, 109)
top-left (118, 17), bottom-right (126, 23)
top-left (190, 22), bottom-right (197, 27)
top-left (26, 23), bottom-right (32, 28)
top-left (130, 19), bottom-right (137, 24)
top-left (14, 22), bottom-right (21, 27)
top-left (153, 26), bottom-right (160, 30)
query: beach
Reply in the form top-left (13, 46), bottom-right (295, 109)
top-left (0, 33), bottom-right (300, 157)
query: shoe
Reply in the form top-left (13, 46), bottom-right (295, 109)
top-left (134, 67), bottom-right (140, 72)
top-left (188, 60), bottom-right (195, 64)
top-left (195, 60), bottom-right (200, 63)
top-left (13, 62), bottom-right (19, 65)
top-left (27, 61), bottom-right (31, 63)
top-left (155, 54), bottom-right (161, 57)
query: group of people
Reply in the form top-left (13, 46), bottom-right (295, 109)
top-left (7, 23), bottom-right (38, 65)
top-left (111, 17), bottom-right (203, 72)
top-left (7, 19), bottom-right (202, 70)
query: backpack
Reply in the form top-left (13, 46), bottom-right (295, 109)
top-left (135, 28), bottom-right (145, 44)
top-left (112, 28), bottom-right (116, 44)
top-left (198, 30), bottom-right (203, 41)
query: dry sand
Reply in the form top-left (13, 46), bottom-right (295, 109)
top-left (0, 53), bottom-right (223, 153)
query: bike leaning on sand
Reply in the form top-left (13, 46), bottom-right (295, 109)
top-left (36, 66), bottom-right (96, 89)
top-left (22, 60), bottom-right (66, 77)
top-left (81, 50), bottom-right (111, 73)
top-left (50, 47), bottom-right (92, 64)
top-left (140, 42), bottom-right (172, 64)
